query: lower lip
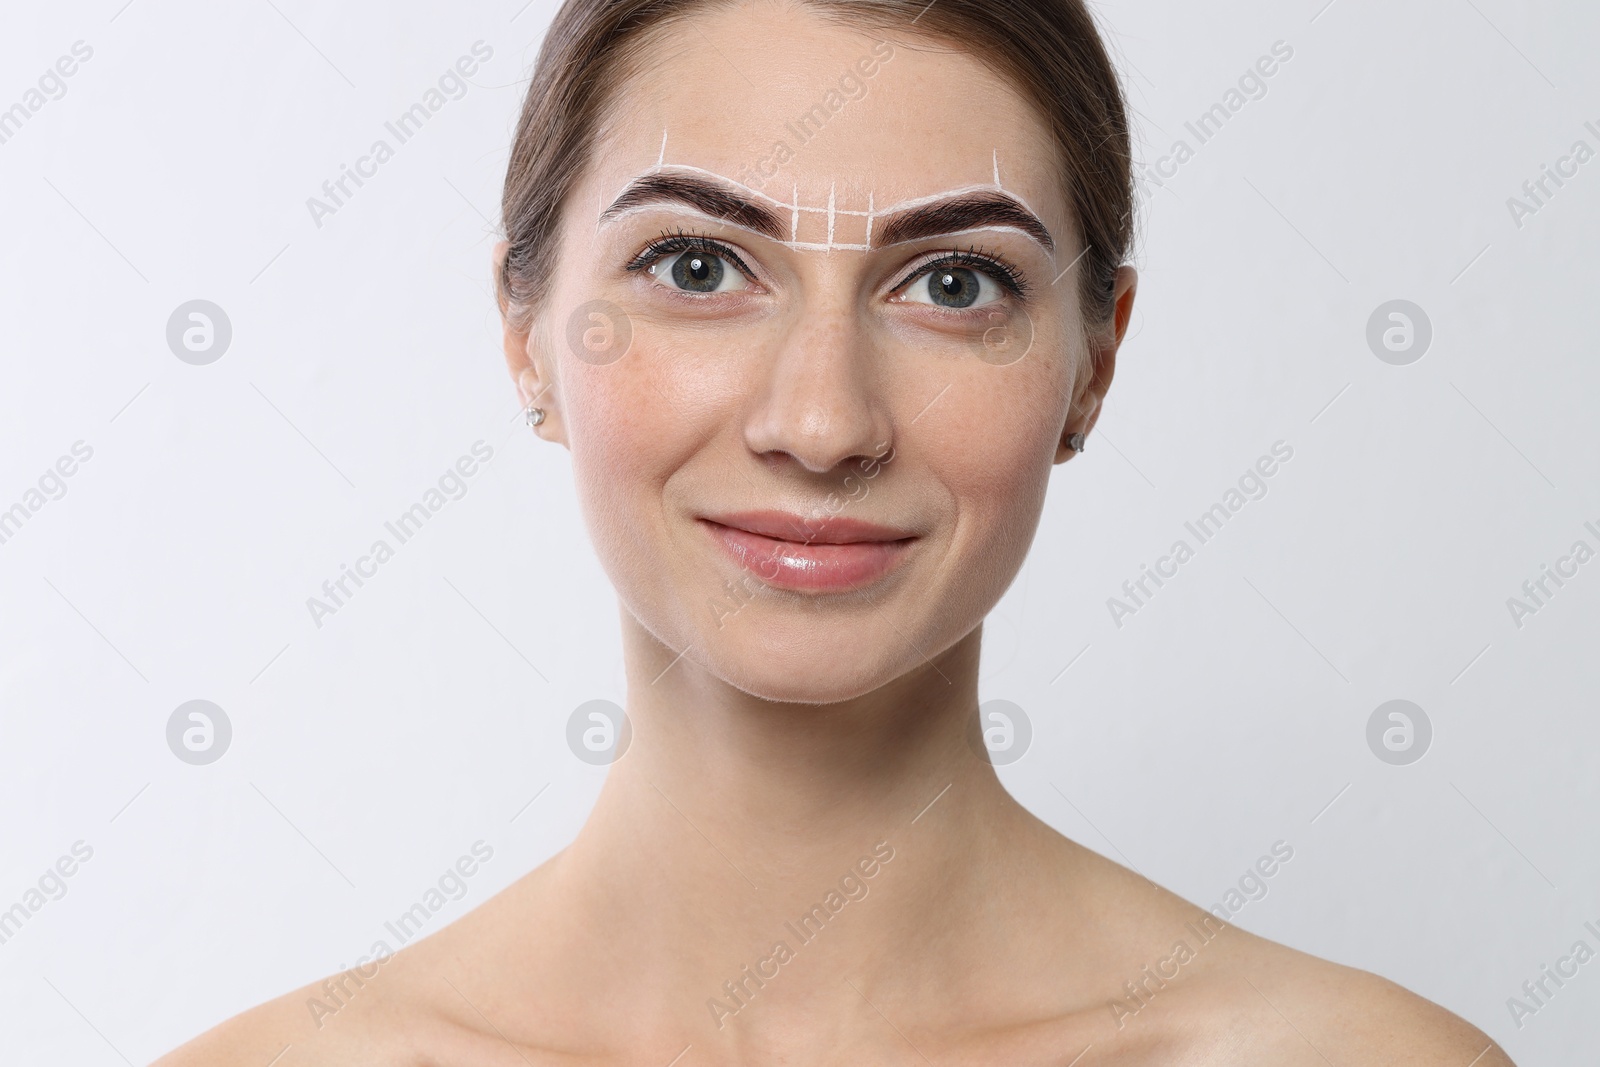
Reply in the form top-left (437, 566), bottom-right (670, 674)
top-left (700, 520), bottom-right (915, 592)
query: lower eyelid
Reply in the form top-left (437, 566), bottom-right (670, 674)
top-left (644, 278), bottom-right (763, 308)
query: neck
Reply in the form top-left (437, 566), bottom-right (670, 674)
top-left (547, 610), bottom-right (1039, 1047)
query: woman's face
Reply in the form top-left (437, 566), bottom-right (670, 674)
top-left (507, 0), bottom-right (1131, 703)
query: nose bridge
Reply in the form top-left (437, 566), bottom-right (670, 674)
top-left (744, 294), bottom-right (892, 474)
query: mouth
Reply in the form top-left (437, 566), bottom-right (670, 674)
top-left (698, 510), bottom-right (918, 593)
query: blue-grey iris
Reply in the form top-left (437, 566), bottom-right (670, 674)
top-left (673, 252), bottom-right (724, 292)
top-left (929, 267), bottom-right (979, 308)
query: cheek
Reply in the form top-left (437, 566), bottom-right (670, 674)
top-left (937, 352), bottom-right (1073, 529)
top-left (561, 353), bottom-right (672, 565)
top-left (561, 338), bottom-right (734, 558)
top-left (946, 428), bottom-right (1054, 594)
top-left (568, 365), bottom-right (647, 460)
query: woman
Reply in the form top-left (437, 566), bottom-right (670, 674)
top-left (160, 0), bottom-right (1512, 1062)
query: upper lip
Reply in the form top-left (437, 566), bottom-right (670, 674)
top-left (702, 509), bottom-right (917, 545)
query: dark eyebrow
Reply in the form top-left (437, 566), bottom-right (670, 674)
top-left (599, 172), bottom-right (1055, 255)
top-left (874, 191), bottom-right (1055, 255)
top-left (600, 172), bottom-right (789, 241)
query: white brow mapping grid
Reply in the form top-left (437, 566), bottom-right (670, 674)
top-left (598, 130), bottom-right (1057, 262)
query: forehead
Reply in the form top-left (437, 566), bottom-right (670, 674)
top-left (588, 0), bottom-right (1071, 243)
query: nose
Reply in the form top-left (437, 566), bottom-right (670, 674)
top-left (742, 304), bottom-right (894, 475)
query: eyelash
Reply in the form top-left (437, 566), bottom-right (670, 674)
top-left (896, 245), bottom-right (1033, 300)
top-left (624, 229), bottom-right (758, 280)
top-left (623, 228), bottom-right (1033, 301)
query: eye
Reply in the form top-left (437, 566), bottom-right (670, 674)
top-left (903, 265), bottom-right (1003, 310)
top-left (650, 249), bottom-right (751, 294)
top-left (895, 249), bottom-right (1029, 310)
top-left (626, 232), bottom-right (755, 295)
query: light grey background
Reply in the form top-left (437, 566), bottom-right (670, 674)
top-left (1, 0), bottom-right (1595, 1063)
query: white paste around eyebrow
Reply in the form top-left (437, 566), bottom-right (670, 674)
top-left (599, 201), bottom-right (1052, 258)
top-left (600, 155), bottom-right (1057, 262)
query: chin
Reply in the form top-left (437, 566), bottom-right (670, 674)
top-left (693, 611), bottom-right (934, 704)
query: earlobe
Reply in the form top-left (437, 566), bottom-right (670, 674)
top-left (509, 332), bottom-right (565, 446)
top-left (495, 240), bottom-right (565, 445)
top-left (1053, 395), bottom-right (1101, 464)
top-left (1054, 267), bottom-right (1136, 465)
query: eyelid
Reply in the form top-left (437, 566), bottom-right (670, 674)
top-left (625, 229), bottom-right (762, 285)
top-left (891, 246), bottom-right (1032, 299)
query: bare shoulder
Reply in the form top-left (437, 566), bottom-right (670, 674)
top-left (1038, 840), bottom-right (1514, 1066)
top-left (151, 866), bottom-right (567, 1067)
top-left (1168, 919), bottom-right (1516, 1066)
top-left (148, 946), bottom-right (450, 1067)
top-left (1250, 937), bottom-right (1513, 1065)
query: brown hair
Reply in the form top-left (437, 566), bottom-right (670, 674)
top-left (498, 0), bottom-right (1132, 335)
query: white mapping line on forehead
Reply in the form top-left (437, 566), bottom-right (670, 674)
top-left (598, 200), bottom-right (1050, 255)
top-left (598, 161), bottom-right (1059, 262)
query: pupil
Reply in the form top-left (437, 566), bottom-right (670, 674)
top-left (929, 268), bottom-right (978, 308)
top-left (672, 251), bottom-right (724, 292)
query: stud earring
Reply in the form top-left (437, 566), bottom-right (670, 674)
top-left (1066, 432), bottom-right (1086, 453)
top-left (525, 406), bottom-right (546, 427)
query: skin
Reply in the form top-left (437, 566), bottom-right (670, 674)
top-left (156, 2), bottom-right (1515, 1065)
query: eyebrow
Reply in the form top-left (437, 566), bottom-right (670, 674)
top-left (875, 190), bottom-right (1055, 255)
top-left (601, 172), bottom-right (789, 241)
top-left (599, 172), bottom-right (1056, 255)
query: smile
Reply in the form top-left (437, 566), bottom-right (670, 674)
top-left (698, 510), bottom-right (918, 593)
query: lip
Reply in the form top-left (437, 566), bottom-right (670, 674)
top-left (699, 510), bottom-right (918, 592)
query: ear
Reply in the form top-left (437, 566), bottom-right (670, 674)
top-left (495, 240), bottom-right (567, 447)
top-left (1055, 265), bottom-right (1137, 464)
